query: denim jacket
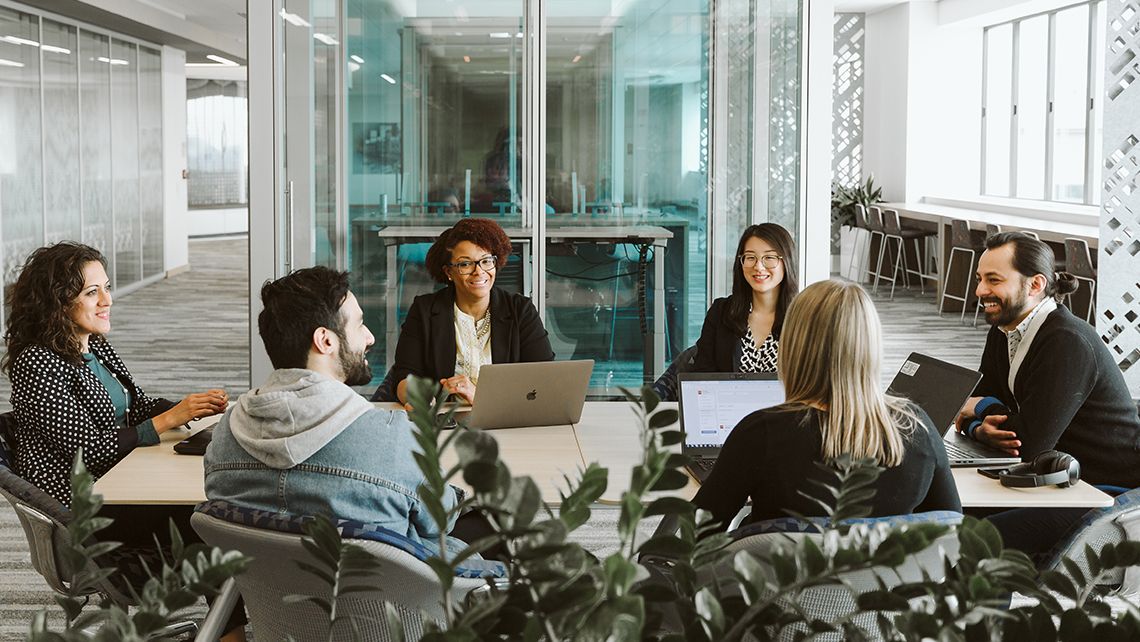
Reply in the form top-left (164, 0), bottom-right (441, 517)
top-left (204, 369), bottom-right (463, 556)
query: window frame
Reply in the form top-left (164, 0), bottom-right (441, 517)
top-left (980, 0), bottom-right (1104, 205)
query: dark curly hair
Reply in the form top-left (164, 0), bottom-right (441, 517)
top-left (424, 218), bottom-right (513, 283)
top-left (2, 242), bottom-right (108, 373)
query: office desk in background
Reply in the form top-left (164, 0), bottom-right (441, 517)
top-left (93, 402), bottom-right (1113, 512)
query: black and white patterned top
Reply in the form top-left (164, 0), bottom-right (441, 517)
top-left (11, 336), bottom-right (166, 506)
top-left (739, 329), bottom-right (779, 373)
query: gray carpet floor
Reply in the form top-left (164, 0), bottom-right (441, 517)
top-left (0, 239), bottom-right (994, 638)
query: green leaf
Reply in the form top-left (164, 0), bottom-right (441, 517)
top-left (769, 552), bottom-right (798, 586)
top-left (644, 496), bottom-right (695, 518)
top-left (462, 461), bottom-right (501, 494)
top-left (694, 587), bottom-right (725, 639)
top-left (604, 554), bottom-right (641, 595)
top-left (649, 469), bottom-right (691, 492)
top-left (856, 590), bottom-right (910, 612)
top-left (799, 537), bottom-right (827, 577)
top-left (1060, 558), bottom-right (1087, 587)
top-left (454, 429), bottom-right (499, 466)
top-left (1042, 570), bottom-right (1079, 601)
top-left (648, 409), bottom-right (679, 429)
top-left (660, 430), bottom-right (685, 446)
top-left (1059, 609), bottom-right (1093, 642)
top-left (637, 535), bottom-right (691, 559)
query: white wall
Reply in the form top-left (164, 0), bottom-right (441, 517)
top-left (162, 46), bottom-right (189, 272)
top-left (861, 2), bottom-right (983, 203)
top-left (904, 3), bottom-right (981, 201)
top-left (862, 4), bottom-right (911, 201)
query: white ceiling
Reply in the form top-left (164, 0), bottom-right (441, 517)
top-left (834, 0), bottom-right (913, 13)
top-left (137, 0), bottom-right (246, 62)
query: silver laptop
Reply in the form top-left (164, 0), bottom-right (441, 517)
top-left (679, 372), bottom-right (785, 483)
top-left (886, 352), bottom-right (1019, 467)
top-left (452, 360), bottom-right (594, 429)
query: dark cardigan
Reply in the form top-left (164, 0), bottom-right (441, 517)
top-left (11, 336), bottom-right (168, 506)
top-left (372, 286), bottom-right (555, 401)
top-left (691, 296), bottom-right (781, 373)
top-left (975, 304), bottom-right (1140, 487)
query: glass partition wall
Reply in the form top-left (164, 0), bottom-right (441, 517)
top-left (263, 0), bottom-right (803, 395)
top-left (0, 5), bottom-right (164, 325)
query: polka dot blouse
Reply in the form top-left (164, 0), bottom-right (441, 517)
top-left (11, 336), bottom-right (165, 507)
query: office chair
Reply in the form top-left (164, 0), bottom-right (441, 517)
top-left (191, 500), bottom-right (506, 641)
top-left (1042, 484), bottom-right (1140, 595)
top-left (712, 511), bottom-right (962, 641)
top-left (939, 220), bottom-right (981, 324)
top-left (877, 209), bottom-right (937, 298)
top-left (0, 412), bottom-right (198, 639)
top-left (1064, 237), bottom-right (1097, 324)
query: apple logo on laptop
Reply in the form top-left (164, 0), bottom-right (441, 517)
top-left (526, 389), bottom-right (537, 401)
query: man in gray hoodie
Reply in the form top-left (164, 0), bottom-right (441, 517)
top-left (203, 266), bottom-right (465, 556)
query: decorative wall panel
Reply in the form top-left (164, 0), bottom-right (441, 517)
top-left (1099, 0), bottom-right (1140, 395)
top-left (832, 13), bottom-right (864, 189)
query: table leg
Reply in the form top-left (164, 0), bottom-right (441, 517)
top-left (652, 240), bottom-right (666, 382)
top-left (386, 243), bottom-right (399, 370)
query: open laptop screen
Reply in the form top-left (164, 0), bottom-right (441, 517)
top-left (679, 373), bottom-right (785, 449)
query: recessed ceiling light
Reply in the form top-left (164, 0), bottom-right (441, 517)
top-left (0, 58), bottom-right (25, 67)
top-left (206, 54), bottom-right (238, 66)
top-left (41, 44), bottom-right (71, 55)
top-left (314, 33), bottom-right (339, 46)
top-left (350, 54), bottom-right (364, 64)
top-left (1, 35), bottom-right (39, 47)
top-left (380, 73), bottom-right (396, 84)
top-left (571, 55), bottom-right (582, 63)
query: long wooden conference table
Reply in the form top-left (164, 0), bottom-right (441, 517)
top-left (94, 402), bottom-right (1113, 511)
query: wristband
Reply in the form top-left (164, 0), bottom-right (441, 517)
top-left (965, 419), bottom-right (982, 440)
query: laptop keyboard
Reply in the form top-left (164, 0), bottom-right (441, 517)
top-left (942, 441), bottom-right (977, 461)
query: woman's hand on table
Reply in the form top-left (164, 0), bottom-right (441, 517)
top-left (439, 375), bottom-right (476, 405)
top-left (153, 389), bottom-right (229, 433)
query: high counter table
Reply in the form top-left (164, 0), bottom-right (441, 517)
top-left (572, 401), bottom-right (1114, 509)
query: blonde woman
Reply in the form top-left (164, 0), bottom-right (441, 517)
top-left (693, 280), bottom-right (961, 530)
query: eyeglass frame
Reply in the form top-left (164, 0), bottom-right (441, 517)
top-left (738, 253), bottom-right (784, 269)
top-left (446, 255), bottom-right (499, 275)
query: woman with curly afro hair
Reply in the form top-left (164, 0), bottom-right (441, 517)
top-left (373, 218), bottom-right (554, 405)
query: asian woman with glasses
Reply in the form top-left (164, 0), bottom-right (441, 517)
top-left (689, 223), bottom-right (799, 373)
top-left (372, 217), bottom-right (554, 406)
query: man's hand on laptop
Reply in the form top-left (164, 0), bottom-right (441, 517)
top-left (440, 375), bottom-right (476, 405)
top-left (954, 396), bottom-right (984, 432)
top-left (973, 414), bottom-right (1020, 457)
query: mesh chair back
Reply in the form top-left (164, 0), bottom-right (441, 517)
top-left (882, 209), bottom-right (902, 235)
top-left (1064, 238), bottom-right (1096, 279)
top-left (191, 511), bottom-right (495, 641)
top-left (1044, 486), bottom-right (1140, 593)
top-left (704, 512), bottom-right (962, 641)
top-left (950, 219), bottom-right (973, 249)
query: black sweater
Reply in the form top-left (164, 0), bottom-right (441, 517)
top-left (975, 304), bottom-right (1140, 487)
top-left (692, 405), bottom-right (961, 529)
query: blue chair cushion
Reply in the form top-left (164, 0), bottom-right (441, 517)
top-left (731, 510), bottom-right (964, 539)
top-left (195, 500), bottom-right (506, 579)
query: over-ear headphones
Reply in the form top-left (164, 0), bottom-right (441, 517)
top-left (999, 450), bottom-right (1080, 488)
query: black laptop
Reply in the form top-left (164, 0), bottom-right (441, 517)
top-left (679, 372), bottom-right (785, 482)
top-left (886, 352), bottom-right (1019, 467)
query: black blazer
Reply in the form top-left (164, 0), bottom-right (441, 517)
top-left (691, 296), bottom-right (746, 373)
top-left (11, 336), bottom-right (168, 506)
top-left (373, 286), bottom-right (555, 401)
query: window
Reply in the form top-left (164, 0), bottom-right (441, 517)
top-left (981, 1), bottom-right (1104, 205)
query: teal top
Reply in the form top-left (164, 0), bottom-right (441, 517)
top-left (82, 352), bottom-right (159, 446)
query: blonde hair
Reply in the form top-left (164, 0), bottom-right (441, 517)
top-left (776, 279), bottom-right (915, 467)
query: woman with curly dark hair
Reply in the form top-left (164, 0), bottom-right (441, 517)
top-left (3, 242), bottom-right (247, 639)
top-left (373, 218), bottom-right (554, 405)
top-left (3, 243), bottom-right (229, 505)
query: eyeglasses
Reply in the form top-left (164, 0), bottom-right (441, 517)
top-left (447, 256), bottom-right (498, 275)
top-left (739, 253), bottom-right (783, 269)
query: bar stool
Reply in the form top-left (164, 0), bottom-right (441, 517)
top-left (878, 208), bottom-right (938, 297)
top-left (939, 219), bottom-right (981, 324)
top-left (864, 206), bottom-right (886, 287)
top-left (845, 203), bottom-right (872, 281)
top-left (1064, 238), bottom-right (1097, 324)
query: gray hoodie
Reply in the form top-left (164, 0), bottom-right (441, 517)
top-left (226, 368), bottom-right (375, 469)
